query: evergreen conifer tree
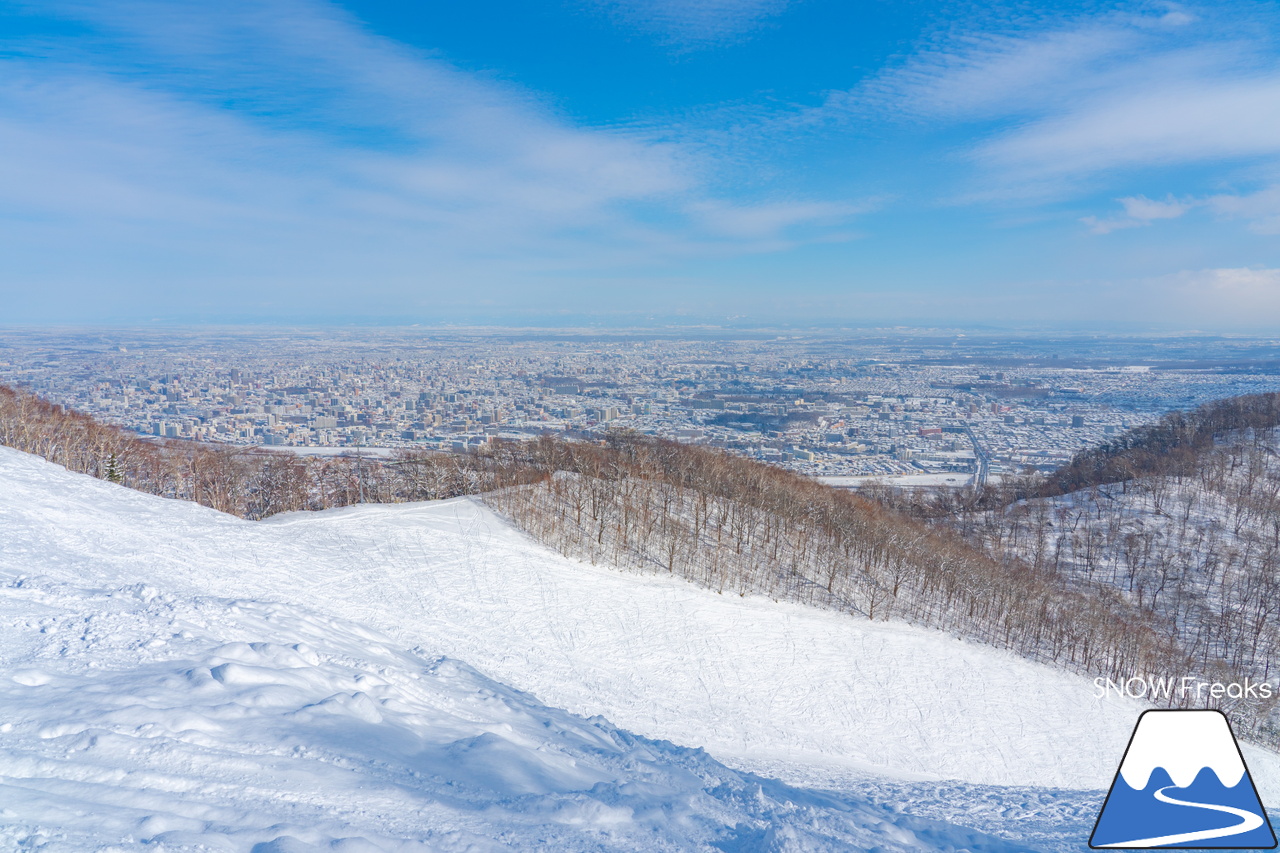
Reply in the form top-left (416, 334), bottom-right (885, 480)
top-left (103, 453), bottom-right (123, 484)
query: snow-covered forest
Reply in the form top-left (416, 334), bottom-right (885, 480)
top-left (870, 393), bottom-right (1280, 743)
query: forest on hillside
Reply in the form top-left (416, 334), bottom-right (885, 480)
top-left (868, 392), bottom-right (1280, 741)
top-left (2, 382), bottom-right (1277, 743)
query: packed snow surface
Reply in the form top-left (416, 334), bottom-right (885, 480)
top-left (2, 571), bottom-right (1042, 851)
top-left (2, 446), bottom-right (1278, 850)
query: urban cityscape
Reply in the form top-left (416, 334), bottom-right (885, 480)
top-left (4, 326), bottom-right (1279, 484)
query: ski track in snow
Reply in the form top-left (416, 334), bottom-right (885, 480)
top-left (1, 446), bottom-right (1278, 850)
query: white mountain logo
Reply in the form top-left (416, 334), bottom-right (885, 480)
top-left (1091, 710), bottom-right (1277, 849)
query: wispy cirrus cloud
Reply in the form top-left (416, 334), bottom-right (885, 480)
top-left (1081, 184), bottom-right (1280, 236)
top-left (851, 21), bottom-right (1145, 121)
top-left (977, 71), bottom-right (1280, 182)
top-left (824, 6), bottom-right (1280, 200)
top-left (1081, 195), bottom-right (1195, 234)
top-left (0, 0), bottom-right (862, 318)
top-left (688, 197), bottom-right (873, 240)
top-left (587, 0), bottom-right (792, 48)
top-left (1206, 184), bottom-right (1280, 234)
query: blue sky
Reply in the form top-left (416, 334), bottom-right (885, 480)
top-left (2, 0), bottom-right (1280, 328)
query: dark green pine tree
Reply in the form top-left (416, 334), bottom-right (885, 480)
top-left (103, 453), bottom-right (124, 484)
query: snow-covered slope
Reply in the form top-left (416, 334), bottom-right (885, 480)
top-left (0, 445), bottom-right (1139, 788)
top-left (5, 565), bottom-right (1066, 852)
top-left (1, 445), bottom-right (1277, 850)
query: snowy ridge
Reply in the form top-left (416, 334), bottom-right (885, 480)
top-left (1118, 711), bottom-right (1247, 790)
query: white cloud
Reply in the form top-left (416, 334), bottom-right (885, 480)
top-left (977, 73), bottom-right (1280, 181)
top-left (830, 8), bottom-right (1280, 198)
top-left (1144, 266), bottom-right (1280, 325)
top-left (1081, 194), bottom-right (1194, 234)
top-left (1120, 195), bottom-right (1193, 221)
top-left (1206, 184), bottom-right (1280, 233)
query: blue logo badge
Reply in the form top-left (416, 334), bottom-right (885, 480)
top-left (1091, 710), bottom-right (1276, 849)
